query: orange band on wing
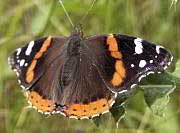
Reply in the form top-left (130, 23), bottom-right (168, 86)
top-left (63, 98), bottom-right (114, 118)
top-left (26, 36), bottom-right (52, 83)
top-left (111, 60), bottom-right (126, 86)
top-left (26, 91), bottom-right (55, 112)
top-left (107, 34), bottom-right (122, 59)
top-left (107, 34), bottom-right (118, 51)
top-left (115, 60), bottom-right (126, 78)
top-left (111, 51), bottom-right (122, 59)
top-left (39, 37), bottom-right (52, 53)
top-left (107, 34), bottom-right (126, 86)
top-left (111, 72), bottom-right (123, 86)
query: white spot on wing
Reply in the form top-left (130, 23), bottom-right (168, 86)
top-left (24, 63), bottom-right (28, 67)
top-left (131, 64), bottom-right (135, 68)
top-left (114, 93), bottom-right (117, 98)
top-left (134, 38), bottom-right (143, 44)
top-left (118, 90), bottom-right (127, 94)
top-left (147, 71), bottom-right (154, 75)
top-left (16, 72), bottom-right (19, 76)
top-left (138, 75), bottom-right (146, 82)
top-left (25, 41), bottom-right (34, 56)
top-left (102, 110), bottom-right (109, 115)
top-left (139, 60), bottom-right (147, 68)
top-left (20, 59), bottom-right (25, 67)
top-left (135, 47), bottom-right (143, 54)
top-left (168, 61), bottom-right (171, 66)
top-left (16, 48), bottom-right (22, 55)
top-left (170, 56), bottom-right (173, 62)
top-left (134, 38), bottom-right (143, 54)
top-left (20, 85), bottom-right (25, 89)
top-left (91, 114), bottom-right (99, 118)
top-left (150, 60), bottom-right (153, 63)
top-left (38, 110), bottom-right (43, 113)
top-left (164, 66), bottom-right (168, 70)
top-left (80, 116), bottom-right (89, 120)
top-left (18, 79), bottom-right (21, 83)
top-left (131, 84), bottom-right (137, 88)
top-left (109, 100), bottom-right (115, 107)
top-left (156, 46), bottom-right (160, 54)
top-left (51, 111), bottom-right (56, 114)
top-left (44, 112), bottom-right (51, 115)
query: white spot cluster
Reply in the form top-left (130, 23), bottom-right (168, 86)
top-left (17, 59), bottom-right (28, 68)
top-left (15, 41), bottom-right (35, 68)
top-left (134, 38), bottom-right (143, 54)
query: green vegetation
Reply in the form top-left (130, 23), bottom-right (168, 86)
top-left (0, 0), bottom-right (179, 132)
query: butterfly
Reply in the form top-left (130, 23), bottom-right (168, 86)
top-left (8, 27), bottom-right (173, 119)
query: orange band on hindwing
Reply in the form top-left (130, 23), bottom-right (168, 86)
top-left (106, 34), bottom-right (126, 86)
top-left (26, 91), bottom-right (55, 112)
top-left (63, 98), bottom-right (114, 118)
top-left (26, 36), bottom-right (52, 83)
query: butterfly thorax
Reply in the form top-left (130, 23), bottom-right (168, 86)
top-left (66, 30), bottom-right (84, 56)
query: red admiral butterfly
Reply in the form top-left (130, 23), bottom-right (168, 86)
top-left (8, 28), bottom-right (173, 119)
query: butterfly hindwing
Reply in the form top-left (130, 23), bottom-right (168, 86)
top-left (86, 34), bottom-right (172, 93)
top-left (27, 53), bottom-right (116, 117)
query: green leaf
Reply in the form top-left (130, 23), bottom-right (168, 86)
top-left (91, 116), bottom-right (102, 127)
top-left (109, 91), bottom-right (128, 125)
top-left (91, 113), bottom-right (114, 128)
top-left (142, 85), bottom-right (175, 116)
top-left (110, 104), bottom-right (125, 124)
top-left (171, 60), bottom-right (180, 80)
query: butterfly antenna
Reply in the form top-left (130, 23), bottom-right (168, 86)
top-left (80, 0), bottom-right (96, 23)
top-left (58, 0), bottom-right (74, 27)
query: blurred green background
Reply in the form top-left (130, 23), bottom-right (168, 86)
top-left (0, 0), bottom-right (180, 132)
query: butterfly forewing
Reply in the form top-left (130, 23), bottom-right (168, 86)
top-left (86, 34), bottom-right (172, 93)
top-left (8, 36), bottom-right (67, 90)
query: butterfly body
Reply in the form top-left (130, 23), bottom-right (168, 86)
top-left (8, 29), bottom-right (173, 119)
